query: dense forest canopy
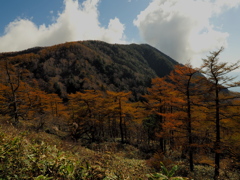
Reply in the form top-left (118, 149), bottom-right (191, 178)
top-left (0, 40), bottom-right (178, 100)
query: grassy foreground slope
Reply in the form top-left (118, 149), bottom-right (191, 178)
top-left (0, 124), bottom-right (152, 179)
top-left (1, 120), bottom-right (239, 180)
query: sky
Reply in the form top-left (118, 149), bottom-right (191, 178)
top-left (0, 0), bottom-right (240, 69)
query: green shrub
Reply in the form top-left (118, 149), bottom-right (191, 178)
top-left (146, 152), bottom-right (174, 171)
top-left (146, 162), bottom-right (187, 180)
top-left (0, 131), bottom-right (106, 179)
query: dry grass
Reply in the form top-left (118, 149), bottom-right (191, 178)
top-left (1, 115), bottom-right (239, 180)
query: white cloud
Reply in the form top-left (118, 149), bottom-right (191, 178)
top-left (0, 0), bottom-right (126, 53)
top-left (134, 0), bottom-right (240, 65)
top-left (213, 0), bottom-right (240, 14)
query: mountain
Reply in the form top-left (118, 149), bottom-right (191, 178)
top-left (0, 40), bottom-right (179, 100)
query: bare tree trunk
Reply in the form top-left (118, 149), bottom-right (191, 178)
top-left (214, 83), bottom-right (220, 180)
top-left (119, 97), bottom-right (124, 143)
top-left (187, 78), bottom-right (194, 172)
top-left (5, 60), bottom-right (20, 126)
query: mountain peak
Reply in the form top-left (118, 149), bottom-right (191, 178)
top-left (0, 40), bottom-right (178, 100)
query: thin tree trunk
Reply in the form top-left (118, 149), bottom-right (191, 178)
top-left (5, 60), bottom-right (20, 125)
top-left (187, 79), bottom-right (194, 172)
top-left (214, 84), bottom-right (220, 180)
top-left (119, 98), bottom-right (124, 143)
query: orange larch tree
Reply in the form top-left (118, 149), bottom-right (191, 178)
top-left (200, 47), bottom-right (240, 180)
top-left (68, 90), bottom-right (105, 142)
top-left (144, 77), bottom-right (184, 152)
top-left (106, 91), bottom-right (132, 143)
top-left (166, 64), bottom-right (203, 171)
top-left (0, 58), bottom-right (31, 125)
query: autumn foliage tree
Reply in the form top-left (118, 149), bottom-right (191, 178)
top-left (0, 58), bottom-right (31, 125)
top-left (106, 91), bottom-right (133, 143)
top-left (166, 64), bottom-right (204, 171)
top-left (146, 74), bottom-right (200, 158)
top-left (68, 90), bottom-right (105, 142)
top-left (144, 77), bottom-right (175, 152)
top-left (0, 57), bottom-right (68, 130)
top-left (200, 47), bottom-right (240, 180)
top-left (68, 90), bottom-right (144, 144)
top-left (145, 63), bottom-right (219, 172)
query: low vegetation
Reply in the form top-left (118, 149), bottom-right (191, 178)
top-left (1, 123), bottom-right (239, 179)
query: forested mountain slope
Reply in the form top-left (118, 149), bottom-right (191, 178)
top-left (1, 41), bottom-right (240, 180)
top-left (0, 40), bottom-right (178, 99)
